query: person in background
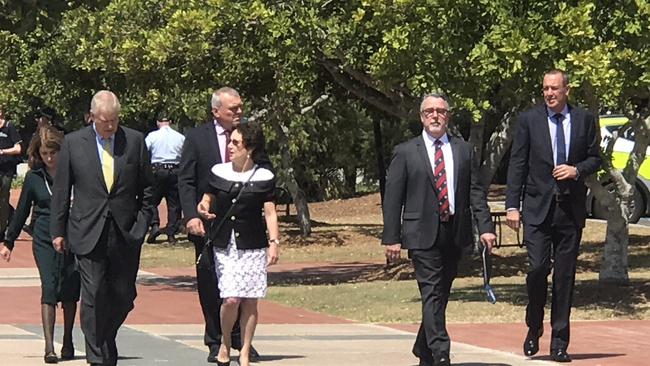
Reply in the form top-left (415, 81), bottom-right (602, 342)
top-left (506, 69), bottom-right (602, 363)
top-left (197, 121), bottom-right (279, 366)
top-left (0, 126), bottom-right (80, 364)
top-left (145, 111), bottom-right (185, 244)
top-left (0, 105), bottom-right (23, 242)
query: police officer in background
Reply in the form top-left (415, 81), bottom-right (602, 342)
top-left (145, 111), bottom-right (185, 244)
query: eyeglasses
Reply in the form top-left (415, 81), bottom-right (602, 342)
top-left (422, 108), bottom-right (449, 118)
top-left (230, 138), bottom-right (243, 147)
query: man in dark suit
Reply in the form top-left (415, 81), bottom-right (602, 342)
top-left (382, 93), bottom-right (496, 366)
top-left (506, 69), bottom-right (602, 362)
top-left (51, 90), bottom-right (154, 366)
top-left (179, 86), bottom-right (265, 362)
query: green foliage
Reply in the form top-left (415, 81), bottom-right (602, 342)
top-left (0, 0), bottom-right (648, 201)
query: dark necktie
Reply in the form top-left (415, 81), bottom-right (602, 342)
top-left (223, 130), bottom-right (231, 162)
top-left (434, 139), bottom-right (450, 222)
top-left (553, 113), bottom-right (566, 165)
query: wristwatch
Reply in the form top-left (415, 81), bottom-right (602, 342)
top-left (268, 238), bottom-right (280, 245)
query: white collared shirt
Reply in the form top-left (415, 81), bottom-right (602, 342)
top-left (422, 130), bottom-right (455, 214)
top-left (547, 105), bottom-right (571, 166)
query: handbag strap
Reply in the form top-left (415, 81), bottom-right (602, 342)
top-left (198, 166), bottom-right (260, 260)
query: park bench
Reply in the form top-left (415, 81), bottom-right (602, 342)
top-left (490, 211), bottom-right (523, 248)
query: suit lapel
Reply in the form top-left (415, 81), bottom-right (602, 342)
top-left (204, 121), bottom-right (222, 163)
top-left (415, 136), bottom-right (436, 189)
top-left (82, 127), bottom-right (107, 191)
top-left (449, 136), bottom-right (461, 194)
top-left (112, 127), bottom-right (127, 190)
top-left (567, 105), bottom-right (581, 163)
top-left (536, 106), bottom-right (555, 165)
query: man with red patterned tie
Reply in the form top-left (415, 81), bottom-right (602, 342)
top-left (382, 93), bottom-right (496, 366)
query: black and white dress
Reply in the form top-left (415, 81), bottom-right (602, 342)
top-left (207, 163), bottom-right (275, 299)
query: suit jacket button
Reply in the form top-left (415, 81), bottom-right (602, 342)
top-left (230, 216), bottom-right (235, 221)
top-left (231, 198), bottom-right (236, 203)
top-left (235, 232), bottom-right (240, 237)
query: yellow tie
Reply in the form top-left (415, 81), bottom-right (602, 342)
top-left (101, 138), bottom-right (114, 191)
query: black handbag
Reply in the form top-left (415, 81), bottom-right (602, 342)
top-left (196, 166), bottom-right (259, 269)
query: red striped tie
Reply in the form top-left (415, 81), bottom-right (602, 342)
top-left (434, 139), bottom-right (450, 222)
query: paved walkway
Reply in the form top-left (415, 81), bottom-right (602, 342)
top-left (0, 189), bottom-right (645, 365)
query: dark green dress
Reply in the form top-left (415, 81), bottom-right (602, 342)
top-left (5, 168), bottom-right (80, 305)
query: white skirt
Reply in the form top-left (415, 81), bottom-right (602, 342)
top-left (213, 232), bottom-right (268, 298)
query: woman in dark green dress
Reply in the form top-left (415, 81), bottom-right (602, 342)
top-left (0, 126), bottom-right (80, 364)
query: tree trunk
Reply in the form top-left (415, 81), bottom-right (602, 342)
top-left (479, 109), bottom-right (518, 187)
top-left (272, 119), bottom-right (312, 236)
top-left (373, 117), bottom-right (386, 202)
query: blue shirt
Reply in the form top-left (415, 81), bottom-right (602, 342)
top-left (547, 105), bottom-right (571, 166)
top-left (93, 123), bottom-right (114, 164)
top-left (145, 125), bottom-right (185, 164)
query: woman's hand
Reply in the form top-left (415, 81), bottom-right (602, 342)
top-left (197, 194), bottom-right (216, 220)
top-left (267, 241), bottom-right (279, 266)
top-left (0, 243), bottom-right (12, 262)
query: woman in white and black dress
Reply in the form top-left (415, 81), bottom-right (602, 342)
top-left (197, 122), bottom-right (279, 366)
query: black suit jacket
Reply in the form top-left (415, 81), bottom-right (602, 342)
top-left (381, 134), bottom-right (494, 252)
top-left (506, 104), bottom-right (602, 227)
top-left (178, 121), bottom-right (273, 222)
top-left (50, 125), bottom-right (155, 255)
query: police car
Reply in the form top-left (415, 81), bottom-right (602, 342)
top-left (587, 115), bottom-right (650, 223)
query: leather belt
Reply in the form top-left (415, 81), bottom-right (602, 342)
top-left (152, 163), bottom-right (179, 169)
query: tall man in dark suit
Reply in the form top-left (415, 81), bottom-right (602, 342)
top-left (51, 90), bottom-right (154, 366)
top-left (506, 69), bottom-right (601, 362)
top-left (382, 94), bottom-right (496, 366)
top-left (179, 87), bottom-right (265, 362)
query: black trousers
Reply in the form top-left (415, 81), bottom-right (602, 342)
top-left (190, 234), bottom-right (242, 352)
top-left (150, 166), bottom-right (182, 236)
top-left (77, 218), bottom-right (141, 366)
top-left (524, 197), bottom-right (581, 351)
top-left (410, 219), bottom-right (460, 362)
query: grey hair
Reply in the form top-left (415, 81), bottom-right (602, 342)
top-left (90, 90), bottom-right (121, 114)
top-left (545, 69), bottom-right (569, 86)
top-left (420, 93), bottom-right (451, 112)
top-left (211, 87), bottom-right (240, 109)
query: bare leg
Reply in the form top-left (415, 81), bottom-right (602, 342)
top-left (218, 297), bottom-right (241, 363)
top-left (61, 302), bottom-right (77, 358)
top-left (238, 299), bottom-right (259, 366)
top-left (42, 304), bottom-right (56, 355)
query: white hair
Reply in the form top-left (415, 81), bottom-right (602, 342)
top-left (90, 90), bottom-right (121, 114)
top-left (211, 87), bottom-right (240, 109)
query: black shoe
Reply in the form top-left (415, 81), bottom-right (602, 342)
top-left (433, 353), bottom-right (451, 366)
top-left (550, 348), bottom-right (571, 362)
top-left (167, 234), bottom-right (178, 244)
top-left (146, 225), bottom-right (161, 243)
top-left (60, 345), bottom-right (74, 360)
top-left (207, 346), bottom-right (219, 363)
top-left (44, 351), bottom-right (58, 363)
top-left (249, 345), bottom-right (260, 362)
top-left (524, 328), bottom-right (543, 357)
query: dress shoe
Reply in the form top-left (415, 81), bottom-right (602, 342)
top-left (60, 345), bottom-right (74, 360)
top-left (523, 328), bottom-right (543, 356)
top-left (433, 353), bottom-right (451, 366)
top-left (207, 346), bottom-right (219, 363)
top-left (146, 225), bottom-right (161, 243)
top-left (249, 345), bottom-right (260, 362)
top-left (44, 351), bottom-right (58, 363)
top-left (167, 234), bottom-right (178, 244)
top-left (550, 348), bottom-right (572, 362)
